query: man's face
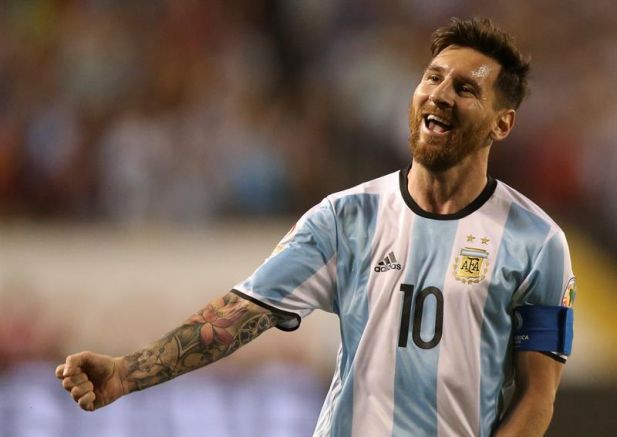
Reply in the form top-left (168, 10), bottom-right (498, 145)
top-left (409, 46), bottom-right (503, 172)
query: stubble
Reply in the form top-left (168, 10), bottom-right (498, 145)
top-left (408, 106), bottom-right (490, 172)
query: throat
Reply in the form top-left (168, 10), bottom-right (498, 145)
top-left (407, 159), bottom-right (489, 215)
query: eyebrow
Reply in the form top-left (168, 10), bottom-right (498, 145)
top-left (425, 64), bottom-right (445, 75)
top-left (425, 64), bottom-right (483, 93)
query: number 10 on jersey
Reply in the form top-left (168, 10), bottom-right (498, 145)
top-left (398, 284), bottom-right (444, 349)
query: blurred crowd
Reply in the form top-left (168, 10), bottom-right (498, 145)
top-left (0, 0), bottom-right (615, 244)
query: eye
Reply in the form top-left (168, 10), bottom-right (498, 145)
top-left (458, 84), bottom-right (477, 96)
top-left (425, 73), bottom-right (441, 83)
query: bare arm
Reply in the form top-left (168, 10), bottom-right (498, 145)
top-left (57, 291), bottom-right (286, 410)
top-left (494, 351), bottom-right (564, 436)
top-left (120, 291), bottom-right (282, 392)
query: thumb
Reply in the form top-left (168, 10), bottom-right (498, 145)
top-left (55, 364), bottom-right (65, 379)
top-left (63, 351), bottom-right (91, 377)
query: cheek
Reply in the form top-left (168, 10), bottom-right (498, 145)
top-left (409, 89), bottom-right (425, 122)
top-left (411, 85), bottom-right (427, 106)
top-left (459, 103), bottom-right (492, 127)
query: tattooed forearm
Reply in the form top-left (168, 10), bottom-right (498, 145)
top-left (120, 292), bottom-right (282, 393)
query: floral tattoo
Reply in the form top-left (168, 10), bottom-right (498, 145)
top-left (186, 297), bottom-right (248, 347)
top-left (122, 292), bottom-right (282, 392)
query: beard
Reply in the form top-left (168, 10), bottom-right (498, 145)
top-left (408, 106), bottom-right (491, 172)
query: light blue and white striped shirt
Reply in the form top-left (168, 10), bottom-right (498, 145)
top-left (234, 168), bottom-right (574, 437)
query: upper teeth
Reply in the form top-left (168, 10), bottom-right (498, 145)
top-left (426, 115), bottom-right (451, 126)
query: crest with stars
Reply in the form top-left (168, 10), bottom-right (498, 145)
top-left (453, 235), bottom-right (491, 284)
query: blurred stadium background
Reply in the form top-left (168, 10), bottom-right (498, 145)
top-left (0, 0), bottom-right (616, 436)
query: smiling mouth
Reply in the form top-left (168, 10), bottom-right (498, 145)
top-left (423, 114), bottom-right (453, 134)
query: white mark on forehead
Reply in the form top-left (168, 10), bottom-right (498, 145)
top-left (472, 65), bottom-right (491, 79)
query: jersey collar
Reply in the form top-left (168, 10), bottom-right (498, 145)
top-left (398, 164), bottom-right (497, 221)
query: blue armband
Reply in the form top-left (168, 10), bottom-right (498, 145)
top-left (513, 305), bottom-right (573, 355)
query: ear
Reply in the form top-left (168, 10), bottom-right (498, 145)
top-left (490, 109), bottom-right (516, 142)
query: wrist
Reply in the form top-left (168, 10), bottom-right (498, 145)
top-left (113, 356), bottom-right (133, 395)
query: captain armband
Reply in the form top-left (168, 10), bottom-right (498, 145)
top-left (513, 305), bottom-right (574, 355)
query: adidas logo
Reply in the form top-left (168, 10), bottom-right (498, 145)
top-left (374, 251), bottom-right (402, 273)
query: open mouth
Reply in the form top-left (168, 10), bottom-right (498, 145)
top-left (423, 114), bottom-right (453, 134)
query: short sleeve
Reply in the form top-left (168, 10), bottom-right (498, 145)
top-left (512, 230), bottom-right (576, 360)
top-left (233, 198), bottom-right (338, 331)
top-left (514, 230), bottom-right (575, 309)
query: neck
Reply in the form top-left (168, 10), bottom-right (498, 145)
top-left (408, 149), bottom-right (490, 215)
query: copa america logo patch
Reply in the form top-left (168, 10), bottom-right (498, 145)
top-left (271, 223), bottom-right (297, 257)
top-left (562, 277), bottom-right (576, 308)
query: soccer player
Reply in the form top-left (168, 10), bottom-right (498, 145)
top-left (57, 17), bottom-right (575, 436)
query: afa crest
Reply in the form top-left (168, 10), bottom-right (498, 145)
top-left (453, 247), bottom-right (489, 284)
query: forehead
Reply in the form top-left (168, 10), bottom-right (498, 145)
top-left (428, 46), bottom-right (501, 87)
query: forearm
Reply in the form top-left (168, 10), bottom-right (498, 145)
top-left (494, 390), bottom-right (554, 437)
top-left (494, 351), bottom-right (563, 437)
top-left (117, 292), bottom-right (280, 394)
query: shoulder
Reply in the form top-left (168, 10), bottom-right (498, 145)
top-left (325, 170), bottom-right (400, 213)
top-left (493, 180), bottom-right (565, 242)
top-left (293, 170), bottom-right (400, 234)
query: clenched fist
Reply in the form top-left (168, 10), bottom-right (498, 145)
top-left (56, 351), bottom-right (127, 411)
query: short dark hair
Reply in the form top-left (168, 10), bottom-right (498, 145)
top-left (430, 17), bottom-right (530, 109)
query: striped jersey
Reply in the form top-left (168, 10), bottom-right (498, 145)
top-left (233, 168), bottom-right (575, 437)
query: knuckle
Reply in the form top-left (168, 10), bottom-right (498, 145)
top-left (74, 374), bottom-right (87, 385)
top-left (71, 385), bottom-right (84, 398)
top-left (78, 393), bottom-right (94, 409)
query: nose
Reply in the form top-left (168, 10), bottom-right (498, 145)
top-left (428, 80), bottom-right (454, 107)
